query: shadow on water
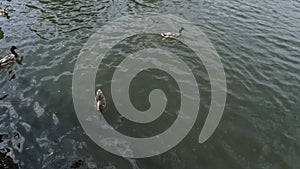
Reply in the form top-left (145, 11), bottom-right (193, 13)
top-left (0, 27), bottom-right (4, 39)
top-left (0, 150), bottom-right (19, 169)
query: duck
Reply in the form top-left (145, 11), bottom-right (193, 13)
top-left (0, 46), bottom-right (18, 66)
top-left (0, 9), bottom-right (8, 16)
top-left (95, 88), bottom-right (106, 113)
top-left (161, 27), bottom-right (184, 39)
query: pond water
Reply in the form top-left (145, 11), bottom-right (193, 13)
top-left (0, 0), bottom-right (299, 169)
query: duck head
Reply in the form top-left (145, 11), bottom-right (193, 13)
top-left (10, 46), bottom-right (18, 56)
top-left (10, 46), bottom-right (17, 52)
top-left (179, 27), bottom-right (184, 33)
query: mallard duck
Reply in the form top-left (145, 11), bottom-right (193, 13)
top-left (95, 88), bottom-right (106, 113)
top-left (0, 9), bottom-right (8, 16)
top-left (161, 27), bottom-right (184, 39)
top-left (0, 46), bottom-right (18, 66)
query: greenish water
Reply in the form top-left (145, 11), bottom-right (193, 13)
top-left (0, 0), bottom-right (300, 169)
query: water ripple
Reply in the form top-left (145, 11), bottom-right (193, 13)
top-left (0, 0), bottom-right (299, 168)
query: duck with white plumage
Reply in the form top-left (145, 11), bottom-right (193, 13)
top-left (95, 88), bottom-right (106, 113)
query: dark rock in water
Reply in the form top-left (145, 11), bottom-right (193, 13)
top-left (71, 159), bottom-right (84, 169)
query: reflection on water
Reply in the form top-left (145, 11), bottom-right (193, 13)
top-left (0, 0), bottom-right (299, 168)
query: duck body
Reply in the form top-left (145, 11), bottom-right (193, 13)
top-left (0, 46), bottom-right (18, 66)
top-left (0, 54), bottom-right (15, 66)
top-left (161, 27), bottom-right (184, 39)
top-left (95, 88), bottom-right (106, 113)
top-left (0, 9), bottom-right (8, 16)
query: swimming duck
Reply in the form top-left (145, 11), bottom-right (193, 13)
top-left (95, 88), bottom-right (106, 113)
top-left (0, 46), bottom-right (18, 66)
top-left (0, 9), bottom-right (8, 16)
top-left (161, 27), bottom-right (184, 39)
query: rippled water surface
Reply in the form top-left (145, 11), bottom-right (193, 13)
top-left (0, 0), bottom-right (300, 169)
